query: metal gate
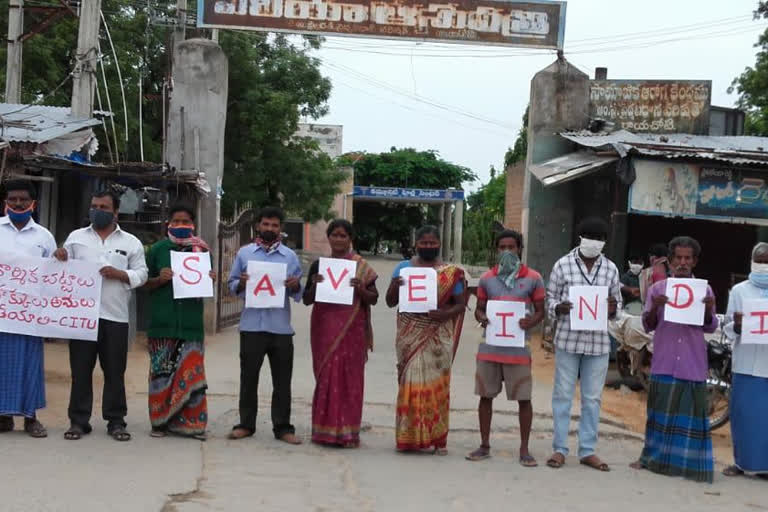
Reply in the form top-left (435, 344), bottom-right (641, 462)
top-left (217, 205), bottom-right (257, 331)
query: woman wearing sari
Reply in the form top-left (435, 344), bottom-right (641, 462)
top-left (143, 203), bottom-right (216, 440)
top-left (386, 226), bottom-right (466, 455)
top-left (303, 219), bottom-right (378, 447)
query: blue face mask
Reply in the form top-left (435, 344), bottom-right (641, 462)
top-left (89, 208), bottom-right (114, 229)
top-left (168, 227), bottom-right (194, 239)
top-left (5, 205), bottom-right (33, 224)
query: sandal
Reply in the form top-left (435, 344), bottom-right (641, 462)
top-left (519, 454), bottom-right (538, 467)
top-left (150, 428), bottom-right (167, 438)
top-left (24, 419), bottom-right (47, 438)
top-left (546, 453), bottom-right (565, 469)
top-left (108, 426), bottom-right (131, 442)
top-left (466, 446), bottom-right (491, 461)
top-left (0, 415), bottom-right (13, 433)
top-left (228, 426), bottom-right (254, 440)
top-left (580, 455), bottom-right (610, 472)
top-left (722, 465), bottom-right (744, 477)
top-left (64, 425), bottom-right (89, 441)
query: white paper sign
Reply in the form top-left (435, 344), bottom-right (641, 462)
top-left (398, 267), bottom-right (438, 313)
top-left (663, 278), bottom-right (708, 326)
top-left (569, 285), bottom-right (609, 331)
top-left (245, 261), bottom-right (287, 309)
top-left (315, 257), bottom-right (357, 305)
top-left (171, 251), bottom-right (214, 299)
top-left (485, 300), bottom-right (526, 347)
top-left (741, 299), bottom-right (768, 345)
top-left (0, 251), bottom-right (103, 341)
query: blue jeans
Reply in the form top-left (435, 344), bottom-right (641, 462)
top-left (551, 348), bottom-right (610, 458)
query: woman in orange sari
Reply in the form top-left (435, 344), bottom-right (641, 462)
top-left (386, 226), bottom-right (466, 454)
top-left (303, 219), bottom-right (378, 447)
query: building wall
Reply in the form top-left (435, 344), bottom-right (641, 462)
top-left (504, 162), bottom-right (525, 231)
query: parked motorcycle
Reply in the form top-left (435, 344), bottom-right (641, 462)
top-left (706, 329), bottom-right (732, 431)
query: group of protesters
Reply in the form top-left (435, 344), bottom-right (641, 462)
top-left (0, 179), bottom-right (765, 485)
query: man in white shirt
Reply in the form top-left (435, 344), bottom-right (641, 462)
top-left (54, 190), bottom-right (148, 441)
top-left (0, 180), bottom-right (57, 438)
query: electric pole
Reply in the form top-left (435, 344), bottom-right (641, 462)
top-left (71, 0), bottom-right (102, 118)
top-left (173, 0), bottom-right (186, 50)
top-left (5, 0), bottom-right (24, 103)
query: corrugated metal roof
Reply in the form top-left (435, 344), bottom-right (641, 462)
top-left (560, 130), bottom-right (768, 166)
top-left (0, 103), bottom-right (100, 143)
top-left (529, 151), bottom-right (619, 187)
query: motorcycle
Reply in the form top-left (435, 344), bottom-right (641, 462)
top-left (610, 310), bottom-right (732, 430)
top-left (706, 328), bottom-right (732, 431)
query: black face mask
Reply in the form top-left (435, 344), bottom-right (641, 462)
top-left (417, 247), bottom-right (440, 261)
top-left (260, 230), bottom-right (278, 243)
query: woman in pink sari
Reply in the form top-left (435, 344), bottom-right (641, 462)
top-left (303, 219), bottom-right (378, 447)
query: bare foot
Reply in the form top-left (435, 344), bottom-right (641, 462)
top-left (227, 427), bottom-right (253, 440)
top-left (629, 460), bottom-right (645, 470)
top-left (279, 432), bottom-right (302, 445)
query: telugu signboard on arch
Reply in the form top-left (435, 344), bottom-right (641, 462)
top-left (197, 0), bottom-right (566, 48)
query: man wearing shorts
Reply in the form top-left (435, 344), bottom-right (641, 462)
top-left (466, 230), bottom-right (545, 466)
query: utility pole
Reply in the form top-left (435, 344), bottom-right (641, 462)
top-left (5, 0), bottom-right (24, 103)
top-left (173, 0), bottom-right (187, 50)
top-left (71, 0), bottom-right (102, 118)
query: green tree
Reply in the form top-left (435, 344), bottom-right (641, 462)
top-left (504, 106), bottom-right (528, 167)
top-left (342, 148), bottom-right (476, 252)
top-left (0, 2), bottom-right (345, 221)
top-left (730, 2), bottom-right (768, 135)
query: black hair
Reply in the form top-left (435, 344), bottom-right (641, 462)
top-left (92, 189), bottom-right (121, 211)
top-left (628, 253), bottom-right (645, 262)
top-left (415, 225), bottom-right (441, 241)
top-left (649, 243), bottom-right (668, 258)
top-left (257, 206), bottom-right (285, 223)
top-left (668, 236), bottom-right (701, 259)
top-left (496, 229), bottom-right (523, 250)
top-left (169, 202), bottom-right (196, 222)
top-left (576, 216), bottom-right (609, 238)
top-left (326, 218), bottom-right (353, 238)
top-left (4, 179), bottom-right (36, 200)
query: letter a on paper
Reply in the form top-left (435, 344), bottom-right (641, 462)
top-left (245, 261), bottom-right (287, 309)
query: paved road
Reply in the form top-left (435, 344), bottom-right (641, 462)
top-left (1, 258), bottom-right (766, 511)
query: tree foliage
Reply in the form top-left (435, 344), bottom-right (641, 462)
top-left (342, 148), bottom-right (476, 252)
top-left (730, 2), bottom-right (768, 135)
top-left (0, 1), bottom-right (344, 221)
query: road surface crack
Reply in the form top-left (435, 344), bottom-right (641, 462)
top-left (160, 442), bottom-right (209, 512)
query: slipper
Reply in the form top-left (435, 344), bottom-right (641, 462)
top-left (519, 454), bottom-right (538, 467)
top-left (722, 465), bottom-right (744, 477)
top-left (278, 432), bottom-right (302, 445)
top-left (150, 429), bottom-right (167, 438)
top-left (64, 425), bottom-right (89, 441)
top-left (108, 426), bottom-right (131, 442)
top-left (580, 455), bottom-right (610, 472)
top-left (466, 446), bottom-right (491, 461)
top-left (0, 415), bottom-right (14, 433)
top-left (23, 419), bottom-right (47, 438)
top-left (228, 426), bottom-right (254, 440)
top-left (546, 453), bottom-right (565, 469)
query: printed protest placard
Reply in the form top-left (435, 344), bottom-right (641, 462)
top-left (245, 261), bottom-right (287, 309)
top-left (741, 299), bottom-right (768, 345)
top-left (171, 251), bottom-right (214, 299)
top-left (0, 252), bottom-right (102, 341)
top-left (485, 300), bottom-right (526, 348)
top-left (569, 285), bottom-right (609, 331)
top-left (664, 278), bottom-right (708, 326)
top-left (398, 267), bottom-right (437, 313)
top-left (315, 257), bottom-right (357, 305)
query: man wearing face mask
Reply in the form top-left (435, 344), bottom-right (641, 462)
top-left (620, 255), bottom-right (644, 313)
top-left (466, 230), bottom-right (545, 466)
top-left (0, 180), bottom-right (57, 438)
top-left (227, 207), bottom-right (304, 444)
top-left (545, 217), bottom-right (622, 472)
top-left (54, 190), bottom-right (148, 442)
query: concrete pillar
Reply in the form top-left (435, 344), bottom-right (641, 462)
top-left (443, 202), bottom-right (452, 261)
top-left (438, 204), bottom-right (446, 260)
top-left (71, 0), bottom-right (102, 118)
top-left (453, 200), bottom-right (463, 264)
top-left (521, 57), bottom-right (590, 278)
top-left (167, 39), bottom-right (228, 334)
top-left (4, 0), bottom-right (23, 103)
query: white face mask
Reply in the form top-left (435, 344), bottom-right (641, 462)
top-left (579, 237), bottom-right (605, 259)
top-left (752, 262), bottom-right (768, 275)
top-left (629, 263), bottom-right (643, 275)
